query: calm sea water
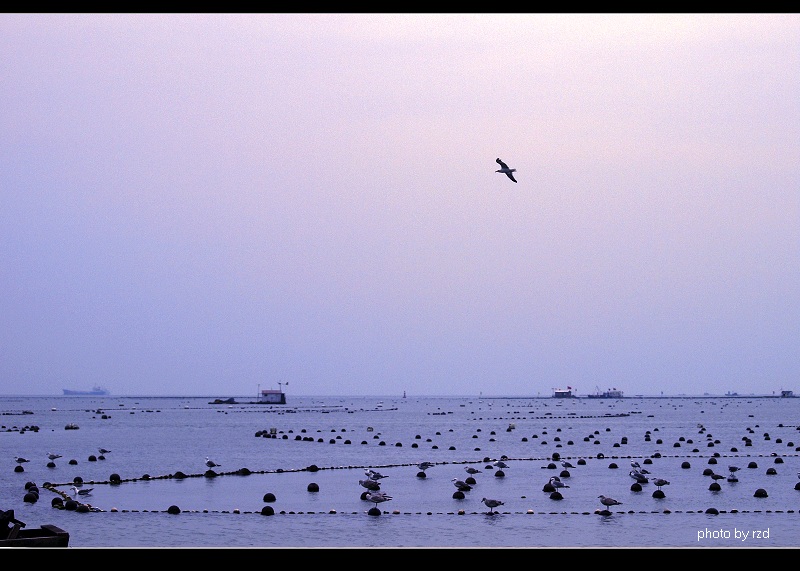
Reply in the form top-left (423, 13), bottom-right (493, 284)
top-left (3, 394), bottom-right (800, 548)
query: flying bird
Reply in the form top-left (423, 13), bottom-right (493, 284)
top-left (495, 158), bottom-right (517, 183)
top-left (481, 497), bottom-right (504, 514)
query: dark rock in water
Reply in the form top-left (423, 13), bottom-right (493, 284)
top-left (173, 472), bottom-right (187, 479)
top-left (260, 506), bottom-right (274, 516)
top-left (263, 493), bottom-right (276, 503)
top-left (167, 505), bottom-right (181, 514)
top-left (204, 470), bottom-right (218, 478)
top-left (237, 468), bottom-right (251, 476)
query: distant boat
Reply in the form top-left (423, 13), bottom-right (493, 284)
top-left (62, 386), bottom-right (109, 396)
top-left (587, 386), bottom-right (624, 399)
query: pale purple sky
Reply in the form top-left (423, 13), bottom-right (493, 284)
top-left (1, 13), bottom-right (798, 397)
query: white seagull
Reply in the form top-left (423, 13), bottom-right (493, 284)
top-left (364, 491), bottom-right (393, 507)
top-left (495, 158), bottom-right (517, 183)
top-left (549, 476), bottom-right (570, 490)
top-left (481, 497), bottom-right (504, 514)
top-left (71, 486), bottom-right (93, 496)
top-left (464, 466), bottom-right (482, 475)
top-left (365, 469), bottom-right (388, 481)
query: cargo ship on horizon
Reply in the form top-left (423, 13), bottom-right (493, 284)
top-left (62, 386), bottom-right (109, 396)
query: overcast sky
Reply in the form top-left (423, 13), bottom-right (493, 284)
top-left (1, 13), bottom-right (798, 397)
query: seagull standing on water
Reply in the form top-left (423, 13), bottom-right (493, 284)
top-left (495, 158), bottom-right (517, 183)
top-left (481, 497), bottom-right (504, 514)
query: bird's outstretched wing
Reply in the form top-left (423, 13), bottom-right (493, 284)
top-left (496, 158), bottom-right (508, 169)
top-left (506, 172), bottom-right (517, 183)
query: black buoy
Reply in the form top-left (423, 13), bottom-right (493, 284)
top-left (543, 482), bottom-right (555, 492)
top-left (167, 505), bottom-right (181, 514)
top-left (76, 504), bottom-right (89, 513)
top-left (307, 482), bottom-right (319, 492)
top-left (608, 463), bottom-right (618, 469)
top-left (46, 461), bottom-right (56, 468)
top-left (681, 461), bottom-right (691, 469)
top-left (630, 483), bottom-right (642, 492)
top-left (204, 469), bottom-right (218, 478)
top-left (452, 491), bottom-right (466, 499)
top-left (549, 491), bottom-right (563, 500)
top-left (64, 499), bottom-right (78, 511)
top-left (14, 465), bottom-right (24, 473)
top-left (709, 482), bottom-right (721, 491)
top-left (23, 492), bottom-right (38, 503)
top-left (263, 492), bottom-right (276, 503)
top-left (73, 476), bottom-right (83, 484)
top-left (260, 505), bottom-right (274, 516)
top-left (494, 470), bottom-right (505, 478)
top-left (652, 490), bottom-right (665, 499)
top-left (51, 497), bottom-right (64, 508)
top-left (416, 471), bottom-right (427, 478)
top-left (110, 473), bottom-right (122, 483)
top-left (705, 507), bottom-right (719, 514)
top-left (368, 507), bottom-right (381, 516)
top-left (88, 455), bottom-right (97, 462)
top-left (754, 488), bottom-right (768, 498)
